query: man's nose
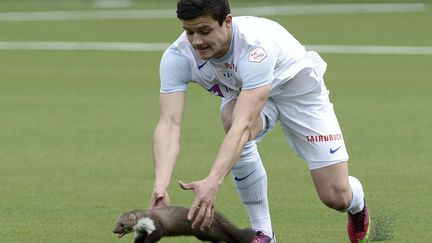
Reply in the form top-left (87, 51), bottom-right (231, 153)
top-left (192, 33), bottom-right (204, 46)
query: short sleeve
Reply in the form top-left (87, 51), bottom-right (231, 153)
top-left (159, 47), bottom-right (192, 93)
top-left (238, 44), bottom-right (278, 90)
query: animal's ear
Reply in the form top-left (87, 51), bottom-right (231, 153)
top-left (128, 213), bottom-right (137, 224)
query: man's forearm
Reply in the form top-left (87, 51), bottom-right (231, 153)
top-left (207, 85), bottom-right (270, 185)
top-left (152, 122), bottom-right (181, 192)
top-left (207, 121), bottom-right (251, 185)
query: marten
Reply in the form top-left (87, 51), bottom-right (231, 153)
top-left (113, 205), bottom-right (256, 243)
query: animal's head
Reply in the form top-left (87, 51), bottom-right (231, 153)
top-left (113, 211), bottom-right (139, 238)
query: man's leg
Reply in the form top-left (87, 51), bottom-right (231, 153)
top-left (311, 162), bottom-right (370, 243)
top-left (221, 99), bottom-right (275, 239)
top-left (272, 67), bottom-right (370, 242)
top-left (310, 162), bottom-right (352, 211)
top-left (232, 141), bottom-right (273, 237)
top-left (310, 162), bottom-right (364, 212)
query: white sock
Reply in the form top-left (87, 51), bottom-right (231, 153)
top-left (231, 141), bottom-right (273, 237)
top-left (347, 176), bottom-right (365, 214)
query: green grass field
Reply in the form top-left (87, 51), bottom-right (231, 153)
top-left (1, 1), bottom-right (432, 242)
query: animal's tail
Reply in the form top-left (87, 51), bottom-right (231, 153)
top-left (216, 215), bottom-right (256, 243)
top-left (237, 228), bottom-right (257, 243)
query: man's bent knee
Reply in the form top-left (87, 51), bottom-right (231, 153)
top-left (220, 99), bottom-right (263, 139)
top-left (311, 162), bottom-right (351, 211)
top-left (318, 186), bottom-right (352, 211)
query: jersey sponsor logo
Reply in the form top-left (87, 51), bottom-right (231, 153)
top-left (306, 133), bottom-right (343, 143)
top-left (248, 47), bottom-right (267, 63)
top-left (207, 84), bottom-right (238, 98)
top-left (207, 84), bottom-right (224, 97)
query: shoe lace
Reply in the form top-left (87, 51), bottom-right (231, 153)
top-left (351, 210), bottom-right (366, 232)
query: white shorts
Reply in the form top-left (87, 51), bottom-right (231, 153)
top-left (221, 67), bottom-right (349, 170)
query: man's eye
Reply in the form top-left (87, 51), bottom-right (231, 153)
top-left (185, 30), bottom-right (210, 35)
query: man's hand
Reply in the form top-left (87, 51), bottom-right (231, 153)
top-left (179, 177), bottom-right (219, 230)
top-left (148, 191), bottom-right (170, 209)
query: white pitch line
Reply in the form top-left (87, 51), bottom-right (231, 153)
top-left (307, 45), bottom-right (432, 55)
top-left (0, 41), bottom-right (169, 51)
top-left (234, 3), bottom-right (428, 16)
top-left (93, 0), bottom-right (132, 8)
top-left (1, 42), bottom-right (432, 55)
top-left (0, 3), bottom-right (428, 22)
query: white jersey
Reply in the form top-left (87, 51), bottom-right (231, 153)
top-left (159, 16), bottom-right (348, 169)
top-left (159, 16), bottom-right (327, 99)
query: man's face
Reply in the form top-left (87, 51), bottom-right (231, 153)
top-left (182, 15), bottom-right (232, 60)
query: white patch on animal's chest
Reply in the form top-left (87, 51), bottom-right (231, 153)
top-left (134, 217), bottom-right (156, 235)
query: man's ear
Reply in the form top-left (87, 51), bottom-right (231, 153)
top-left (225, 14), bottom-right (232, 28)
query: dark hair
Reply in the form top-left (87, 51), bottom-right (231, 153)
top-left (177, 0), bottom-right (231, 26)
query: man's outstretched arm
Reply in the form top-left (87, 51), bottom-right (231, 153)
top-left (149, 91), bottom-right (186, 209)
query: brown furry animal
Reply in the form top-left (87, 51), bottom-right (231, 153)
top-left (113, 206), bottom-right (256, 243)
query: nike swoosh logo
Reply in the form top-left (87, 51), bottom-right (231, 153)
top-left (234, 170), bottom-right (256, 181)
top-left (330, 146), bottom-right (342, 154)
top-left (197, 60), bottom-right (208, 70)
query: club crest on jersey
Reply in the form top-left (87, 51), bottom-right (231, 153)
top-left (248, 47), bottom-right (267, 63)
top-left (223, 70), bottom-right (233, 78)
top-left (220, 61), bottom-right (236, 80)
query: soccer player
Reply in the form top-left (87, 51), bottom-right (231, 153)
top-left (148, 0), bottom-right (370, 242)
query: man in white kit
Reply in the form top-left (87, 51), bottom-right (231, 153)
top-left (148, 0), bottom-right (371, 242)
